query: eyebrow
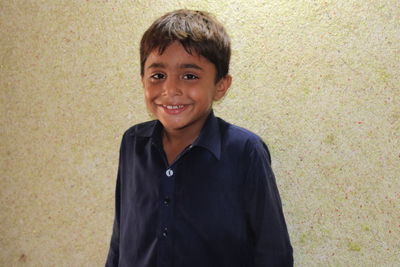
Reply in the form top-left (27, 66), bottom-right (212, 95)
top-left (147, 63), bottom-right (203, 71)
top-left (147, 63), bottom-right (166, 69)
top-left (179, 63), bottom-right (203, 70)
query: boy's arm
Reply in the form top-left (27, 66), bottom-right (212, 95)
top-left (105, 172), bottom-right (120, 267)
top-left (105, 135), bottom-right (125, 267)
top-left (244, 141), bottom-right (293, 267)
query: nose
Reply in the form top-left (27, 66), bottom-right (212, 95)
top-left (162, 76), bottom-right (182, 96)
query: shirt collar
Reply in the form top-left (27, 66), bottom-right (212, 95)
top-left (134, 110), bottom-right (221, 160)
top-left (192, 110), bottom-right (221, 160)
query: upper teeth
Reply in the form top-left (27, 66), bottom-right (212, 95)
top-left (164, 105), bottom-right (184, 110)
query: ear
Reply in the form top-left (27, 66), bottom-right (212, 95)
top-left (213, 75), bottom-right (232, 101)
top-left (141, 75), bottom-right (145, 87)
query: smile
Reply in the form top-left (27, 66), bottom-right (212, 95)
top-left (163, 105), bottom-right (185, 110)
top-left (159, 104), bottom-right (189, 115)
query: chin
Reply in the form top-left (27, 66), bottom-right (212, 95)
top-left (161, 120), bottom-right (188, 131)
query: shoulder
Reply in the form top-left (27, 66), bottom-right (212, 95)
top-left (117, 120), bottom-right (158, 154)
top-left (217, 117), bottom-right (271, 163)
top-left (123, 120), bottom-right (157, 138)
top-left (218, 117), bottom-right (264, 148)
top-left (219, 118), bottom-right (261, 142)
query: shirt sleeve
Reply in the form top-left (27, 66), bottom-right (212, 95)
top-left (244, 140), bottom-right (293, 267)
top-left (105, 135), bottom-right (125, 267)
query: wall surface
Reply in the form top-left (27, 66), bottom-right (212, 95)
top-left (1, 0), bottom-right (399, 266)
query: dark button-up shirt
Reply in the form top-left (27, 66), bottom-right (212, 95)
top-left (106, 111), bottom-right (293, 267)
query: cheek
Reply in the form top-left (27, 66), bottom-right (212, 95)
top-left (144, 90), bottom-right (151, 103)
top-left (187, 83), bottom-right (215, 100)
top-left (144, 86), bottom-right (157, 100)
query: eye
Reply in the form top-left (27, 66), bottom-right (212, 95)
top-left (183, 73), bottom-right (199, 80)
top-left (150, 73), bottom-right (165, 80)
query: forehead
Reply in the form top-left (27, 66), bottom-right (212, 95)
top-left (144, 41), bottom-right (214, 70)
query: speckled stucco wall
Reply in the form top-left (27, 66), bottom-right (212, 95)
top-left (1, 0), bottom-right (399, 266)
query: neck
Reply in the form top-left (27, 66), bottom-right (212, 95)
top-left (162, 123), bottom-right (201, 148)
top-left (162, 128), bottom-right (199, 166)
top-left (161, 113), bottom-right (209, 165)
top-left (162, 110), bottom-right (211, 147)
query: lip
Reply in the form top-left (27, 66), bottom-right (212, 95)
top-left (158, 104), bottom-right (189, 115)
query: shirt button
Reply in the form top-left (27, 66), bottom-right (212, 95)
top-left (163, 197), bottom-right (171, 205)
top-left (162, 228), bottom-right (168, 238)
top-left (166, 169), bottom-right (173, 177)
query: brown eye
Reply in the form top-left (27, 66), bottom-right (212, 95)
top-left (151, 73), bottom-right (165, 79)
top-left (183, 74), bottom-right (199, 80)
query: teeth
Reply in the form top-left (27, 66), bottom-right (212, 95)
top-left (164, 105), bottom-right (184, 110)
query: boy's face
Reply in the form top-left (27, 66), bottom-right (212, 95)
top-left (142, 41), bottom-right (231, 134)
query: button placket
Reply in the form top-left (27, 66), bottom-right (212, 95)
top-left (163, 196), bottom-right (171, 205)
top-left (159, 167), bottom-right (174, 242)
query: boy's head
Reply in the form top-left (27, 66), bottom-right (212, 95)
top-left (140, 9), bottom-right (231, 82)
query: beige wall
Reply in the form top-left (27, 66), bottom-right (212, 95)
top-left (1, 0), bottom-right (399, 266)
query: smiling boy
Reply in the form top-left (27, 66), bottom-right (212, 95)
top-left (106, 9), bottom-right (293, 267)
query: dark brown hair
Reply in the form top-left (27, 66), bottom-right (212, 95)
top-left (140, 9), bottom-right (231, 82)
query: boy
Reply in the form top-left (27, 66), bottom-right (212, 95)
top-left (106, 9), bottom-right (293, 267)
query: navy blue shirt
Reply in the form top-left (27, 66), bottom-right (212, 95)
top-left (106, 111), bottom-right (293, 267)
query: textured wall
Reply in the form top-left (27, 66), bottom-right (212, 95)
top-left (1, 0), bottom-right (399, 266)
